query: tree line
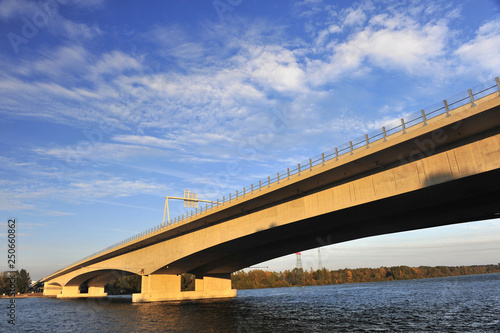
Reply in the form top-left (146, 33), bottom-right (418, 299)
top-left (231, 264), bottom-right (500, 289)
top-left (0, 269), bottom-right (31, 294)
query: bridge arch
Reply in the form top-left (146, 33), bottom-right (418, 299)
top-left (64, 269), bottom-right (138, 287)
top-left (54, 268), bottom-right (140, 299)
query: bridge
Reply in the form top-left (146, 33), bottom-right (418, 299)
top-left (40, 78), bottom-right (500, 302)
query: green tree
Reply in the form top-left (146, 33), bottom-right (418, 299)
top-left (14, 269), bottom-right (31, 294)
top-left (230, 264), bottom-right (500, 290)
top-left (0, 271), bottom-right (9, 294)
top-left (106, 274), bottom-right (141, 294)
top-left (181, 273), bottom-right (195, 291)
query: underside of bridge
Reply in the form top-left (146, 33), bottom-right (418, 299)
top-left (166, 168), bottom-right (500, 276)
top-left (158, 119), bottom-right (500, 277)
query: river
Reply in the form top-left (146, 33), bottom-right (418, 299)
top-left (2, 273), bottom-right (499, 332)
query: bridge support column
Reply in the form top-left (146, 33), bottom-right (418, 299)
top-left (57, 285), bottom-right (80, 298)
top-left (132, 273), bottom-right (236, 303)
top-left (197, 274), bottom-right (235, 298)
top-left (132, 274), bottom-right (180, 302)
top-left (195, 276), bottom-right (204, 291)
top-left (88, 285), bottom-right (107, 297)
top-left (57, 283), bottom-right (107, 299)
top-left (43, 284), bottom-right (62, 296)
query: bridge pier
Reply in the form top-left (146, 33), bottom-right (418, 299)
top-left (88, 285), bottom-right (107, 297)
top-left (43, 284), bottom-right (62, 296)
top-left (58, 285), bottom-right (80, 298)
top-left (57, 282), bottom-right (107, 299)
top-left (132, 273), bottom-right (236, 303)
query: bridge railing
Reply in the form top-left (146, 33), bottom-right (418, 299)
top-left (62, 77), bottom-right (500, 271)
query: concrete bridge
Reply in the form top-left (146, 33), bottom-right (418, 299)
top-left (41, 79), bottom-right (500, 302)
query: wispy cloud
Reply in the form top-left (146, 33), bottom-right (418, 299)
top-left (0, 0), bottom-right (38, 21)
top-left (1, 0), bottom-right (499, 212)
top-left (0, 169), bottom-right (169, 212)
top-left (306, 6), bottom-right (454, 85)
top-left (455, 19), bottom-right (500, 77)
top-left (112, 134), bottom-right (184, 150)
top-left (68, 178), bottom-right (167, 198)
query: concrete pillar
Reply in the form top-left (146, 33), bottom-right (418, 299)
top-left (43, 283), bottom-right (62, 296)
top-left (195, 277), bottom-right (204, 291)
top-left (88, 285), bottom-right (107, 297)
top-left (57, 285), bottom-right (80, 298)
top-left (132, 273), bottom-right (236, 303)
top-left (132, 274), bottom-right (181, 302)
top-left (202, 274), bottom-right (233, 292)
top-left (82, 275), bottom-right (109, 297)
top-left (57, 282), bottom-right (107, 299)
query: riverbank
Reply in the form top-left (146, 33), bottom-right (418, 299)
top-left (0, 293), bottom-right (47, 299)
top-left (231, 264), bottom-right (500, 289)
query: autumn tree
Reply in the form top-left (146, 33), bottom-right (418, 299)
top-left (0, 269), bottom-right (31, 294)
top-left (15, 269), bottom-right (31, 293)
top-left (230, 264), bottom-right (500, 290)
top-left (106, 274), bottom-right (141, 294)
top-left (0, 272), bottom-right (9, 294)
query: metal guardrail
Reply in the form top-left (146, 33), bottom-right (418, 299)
top-left (57, 76), bottom-right (500, 274)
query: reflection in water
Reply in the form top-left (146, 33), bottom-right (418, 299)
top-left (2, 273), bottom-right (500, 332)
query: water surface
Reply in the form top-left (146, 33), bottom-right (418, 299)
top-left (2, 273), bottom-right (499, 332)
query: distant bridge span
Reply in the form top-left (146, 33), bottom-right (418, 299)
top-left (41, 81), bottom-right (500, 302)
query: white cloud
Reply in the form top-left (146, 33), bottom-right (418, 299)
top-left (0, 174), bottom-right (169, 212)
top-left (307, 11), bottom-right (450, 85)
top-left (293, 0), bottom-right (327, 18)
top-left (2, 1), bottom-right (498, 192)
top-left (68, 0), bottom-right (106, 9)
top-left (241, 45), bottom-right (307, 93)
top-left (149, 26), bottom-right (206, 60)
top-left (34, 142), bottom-right (164, 162)
top-left (31, 45), bottom-right (90, 77)
top-left (0, 0), bottom-right (104, 42)
top-left (0, 193), bottom-right (36, 211)
top-left (360, 21), bottom-right (448, 71)
top-left (344, 8), bottom-right (366, 26)
top-left (112, 135), bottom-right (183, 150)
top-left (315, 24), bottom-right (343, 47)
top-left (455, 19), bottom-right (500, 76)
top-left (43, 210), bottom-right (76, 216)
top-left (88, 51), bottom-right (142, 77)
top-left (59, 19), bottom-right (102, 40)
top-left (68, 178), bottom-right (168, 198)
top-left (0, 0), bottom-right (38, 21)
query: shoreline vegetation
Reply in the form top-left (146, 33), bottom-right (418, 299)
top-left (230, 264), bottom-right (500, 290)
top-left (2, 265), bottom-right (499, 297)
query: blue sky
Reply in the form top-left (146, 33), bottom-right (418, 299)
top-left (1, 0), bottom-right (500, 280)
